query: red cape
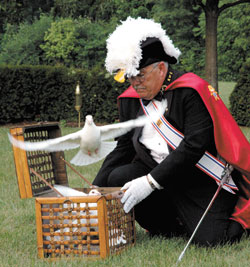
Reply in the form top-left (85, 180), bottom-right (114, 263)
top-left (119, 73), bottom-right (250, 228)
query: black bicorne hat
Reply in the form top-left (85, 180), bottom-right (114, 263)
top-left (139, 37), bottom-right (178, 70)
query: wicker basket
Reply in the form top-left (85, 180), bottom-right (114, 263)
top-left (36, 188), bottom-right (135, 259)
top-left (9, 123), bottom-right (136, 259)
top-left (10, 122), bottom-right (68, 199)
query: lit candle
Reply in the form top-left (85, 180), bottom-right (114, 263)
top-left (75, 82), bottom-right (82, 127)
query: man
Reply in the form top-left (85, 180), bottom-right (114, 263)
top-left (93, 17), bottom-right (250, 246)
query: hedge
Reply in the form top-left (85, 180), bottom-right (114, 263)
top-left (0, 65), bottom-right (127, 124)
top-left (2, 64), bottom-right (248, 126)
top-left (229, 60), bottom-right (250, 127)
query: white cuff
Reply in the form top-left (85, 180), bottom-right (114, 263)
top-left (147, 174), bottom-right (163, 190)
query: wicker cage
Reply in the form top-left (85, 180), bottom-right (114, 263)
top-left (36, 189), bottom-right (135, 259)
top-left (10, 122), bottom-right (68, 198)
top-left (9, 123), bottom-right (136, 259)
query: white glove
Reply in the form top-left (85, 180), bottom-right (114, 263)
top-left (121, 176), bottom-right (154, 213)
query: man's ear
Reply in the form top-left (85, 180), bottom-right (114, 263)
top-left (158, 61), bottom-right (168, 77)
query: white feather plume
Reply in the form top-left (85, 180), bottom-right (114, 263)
top-left (105, 17), bottom-right (181, 77)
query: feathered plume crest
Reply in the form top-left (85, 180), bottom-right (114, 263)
top-left (105, 17), bottom-right (181, 77)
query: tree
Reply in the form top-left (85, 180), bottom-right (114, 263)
top-left (0, 0), bottom-right (248, 82)
top-left (0, 15), bottom-right (53, 65)
top-left (229, 59), bottom-right (250, 126)
top-left (0, 0), bottom-right (54, 33)
top-left (194, 0), bottom-right (250, 91)
top-left (40, 18), bottom-right (78, 66)
top-left (52, 0), bottom-right (155, 21)
top-left (217, 3), bottom-right (250, 81)
top-left (152, 0), bottom-right (204, 76)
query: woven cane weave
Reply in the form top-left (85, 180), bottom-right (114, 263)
top-left (24, 129), bottom-right (55, 195)
top-left (106, 198), bottom-right (135, 254)
top-left (10, 123), bottom-right (68, 198)
top-left (39, 200), bottom-right (99, 258)
top-left (36, 194), bottom-right (135, 259)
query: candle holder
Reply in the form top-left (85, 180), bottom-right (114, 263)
top-left (75, 81), bottom-right (82, 128)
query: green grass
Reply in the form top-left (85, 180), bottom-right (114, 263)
top-left (218, 81), bottom-right (236, 108)
top-left (0, 81), bottom-right (249, 267)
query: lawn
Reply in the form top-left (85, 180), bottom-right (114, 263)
top-left (0, 81), bottom-right (249, 267)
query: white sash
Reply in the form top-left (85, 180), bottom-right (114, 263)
top-left (140, 99), bottom-right (238, 194)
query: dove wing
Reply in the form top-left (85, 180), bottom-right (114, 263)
top-left (99, 115), bottom-right (148, 141)
top-left (8, 129), bottom-right (82, 152)
top-left (99, 99), bottom-right (167, 141)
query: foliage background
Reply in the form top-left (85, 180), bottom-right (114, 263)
top-left (0, 0), bottom-right (249, 124)
top-left (0, 0), bottom-right (249, 81)
top-left (230, 59), bottom-right (250, 126)
top-left (0, 65), bottom-right (126, 124)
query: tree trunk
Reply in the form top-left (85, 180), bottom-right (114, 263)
top-left (205, 6), bottom-right (219, 91)
top-left (197, 0), bottom-right (250, 91)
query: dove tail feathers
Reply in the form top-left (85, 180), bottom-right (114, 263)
top-left (70, 150), bottom-right (96, 166)
top-left (70, 141), bottom-right (117, 166)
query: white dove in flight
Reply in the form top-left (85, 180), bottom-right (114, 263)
top-left (8, 114), bottom-right (149, 166)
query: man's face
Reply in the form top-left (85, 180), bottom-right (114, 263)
top-left (128, 62), bottom-right (166, 100)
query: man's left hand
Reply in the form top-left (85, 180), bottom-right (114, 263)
top-left (121, 176), bottom-right (154, 213)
